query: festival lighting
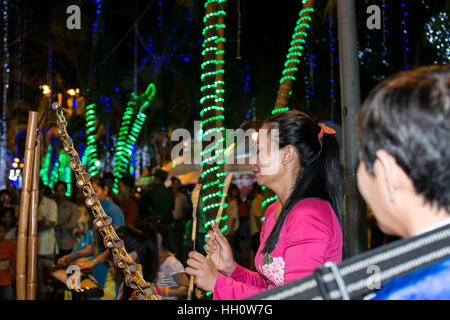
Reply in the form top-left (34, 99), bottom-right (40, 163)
top-left (200, 0), bottom-right (229, 237)
top-left (112, 83), bottom-right (156, 193)
top-left (85, 103), bottom-right (100, 176)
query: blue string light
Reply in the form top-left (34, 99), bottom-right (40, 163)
top-left (92, 0), bottom-right (102, 39)
top-left (328, 15), bottom-right (336, 121)
top-left (401, 1), bottom-right (409, 69)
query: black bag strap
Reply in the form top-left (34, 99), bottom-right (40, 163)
top-left (248, 223), bottom-right (450, 300)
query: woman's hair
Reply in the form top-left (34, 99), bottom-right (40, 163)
top-left (140, 217), bottom-right (173, 252)
top-left (42, 185), bottom-right (53, 198)
top-left (261, 110), bottom-right (344, 255)
top-left (227, 183), bottom-right (241, 204)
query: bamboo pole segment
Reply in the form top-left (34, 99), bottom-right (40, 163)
top-left (27, 132), bottom-right (41, 300)
top-left (187, 184), bottom-right (202, 300)
top-left (16, 111), bottom-right (38, 300)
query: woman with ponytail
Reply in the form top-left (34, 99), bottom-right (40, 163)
top-left (185, 110), bottom-right (344, 299)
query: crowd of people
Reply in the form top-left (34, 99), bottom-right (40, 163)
top-left (0, 64), bottom-right (448, 301)
top-left (0, 165), bottom-right (266, 300)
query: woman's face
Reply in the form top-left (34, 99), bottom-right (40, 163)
top-left (92, 182), bottom-right (108, 202)
top-left (172, 180), bottom-right (181, 192)
top-left (252, 123), bottom-right (283, 189)
top-left (0, 193), bottom-right (11, 205)
top-left (1, 211), bottom-right (13, 226)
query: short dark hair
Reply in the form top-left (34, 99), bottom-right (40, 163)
top-left (53, 181), bottom-right (67, 192)
top-left (356, 65), bottom-right (450, 213)
top-left (119, 176), bottom-right (135, 190)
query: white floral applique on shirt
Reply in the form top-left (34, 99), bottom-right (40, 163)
top-left (259, 254), bottom-right (285, 287)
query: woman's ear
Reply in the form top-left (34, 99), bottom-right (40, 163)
top-left (281, 145), bottom-right (296, 166)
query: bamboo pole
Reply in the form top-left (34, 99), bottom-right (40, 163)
top-left (16, 111), bottom-right (38, 300)
top-left (27, 132), bottom-right (41, 300)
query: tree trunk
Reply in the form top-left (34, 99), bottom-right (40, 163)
top-left (337, 0), bottom-right (367, 257)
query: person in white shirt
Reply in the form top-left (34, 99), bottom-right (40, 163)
top-left (37, 183), bottom-right (58, 300)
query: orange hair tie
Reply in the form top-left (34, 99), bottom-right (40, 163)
top-left (318, 123), bottom-right (336, 140)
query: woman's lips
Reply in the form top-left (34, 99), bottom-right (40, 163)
top-left (253, 170), bottom-right (260, 175)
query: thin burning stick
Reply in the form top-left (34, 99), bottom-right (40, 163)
top-left (187, 183), bottom-right (202, 300)
top-left (214, 173), bottom-right (233, 226)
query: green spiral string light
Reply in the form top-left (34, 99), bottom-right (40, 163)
top-left (265, 0), bottom-right (314, 209)
top-left (199, 0), bottom-right (228, 234)
top-left (113, 83), bottom-right (156, 193)
top-left (58, 149), bottom-right (72, 196)
top-left (39, 144), bottom-right (52, 186)
top-left (85, 103), bottom-right (100, 176)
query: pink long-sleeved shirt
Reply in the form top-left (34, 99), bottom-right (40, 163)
top-left (213, 198), bottom-right (343, 300)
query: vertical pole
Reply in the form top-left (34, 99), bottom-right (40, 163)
top-left (337, 0), bottom-right (367, 257)
top-left (16, 111), bottom-right (38, 300)
top-left (27, 132), bottom-right (41, 300)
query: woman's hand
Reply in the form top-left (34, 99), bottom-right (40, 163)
top-left (185, 251), bottom-right (220, 292)
top-left (57, 254), bottom-right (73, 266)
top-left (75, 260), bottom-right (96, 270)
top-left (204, 222), bottom-right (236, 276)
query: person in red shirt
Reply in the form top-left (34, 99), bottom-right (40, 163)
top-left (118, 176), bottom-right (139, 225)
top-left (0, 221), bottom-right (16, 300)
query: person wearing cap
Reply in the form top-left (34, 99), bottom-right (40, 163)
top-left (138, 169), bottom-right (174, 226)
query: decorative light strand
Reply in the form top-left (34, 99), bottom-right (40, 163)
top-left (199, 0), bottom-right (228, 233)
top-left (425, 12), bottom-right (450, 63)
top-left (328, 15), bottom-right (336, 121)
top-left (0, 0), bottom-right (9, 188)
top-left (112, 83), bottom-right (156, 193)
top-left (400, 1), bottom-right (410, 69)
top-left (85, 103), bottom-right (100, 176)
top-left (92, 0), bottom-right (102, 39)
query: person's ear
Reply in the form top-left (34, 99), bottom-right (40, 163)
top-left (281, 145), bottom-right (296, 166)
top-left (375, 150), bottom-right (414, 201)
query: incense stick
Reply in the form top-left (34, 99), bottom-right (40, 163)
top-left (187, 184), bottom-right (201, 300)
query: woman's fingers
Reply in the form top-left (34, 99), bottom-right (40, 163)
top-left (186, 256), bottom-right (204, 270)
top-left (189, 251), bottom-right (209, 263)
top-left (205, 236), bottom-right (217, 249)
top-left (214, 231), bottom-right (230, 251)
top-left (204, 244), bottom-right (215, 255)
top-left (185, 267), bottom-right (199, 277)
